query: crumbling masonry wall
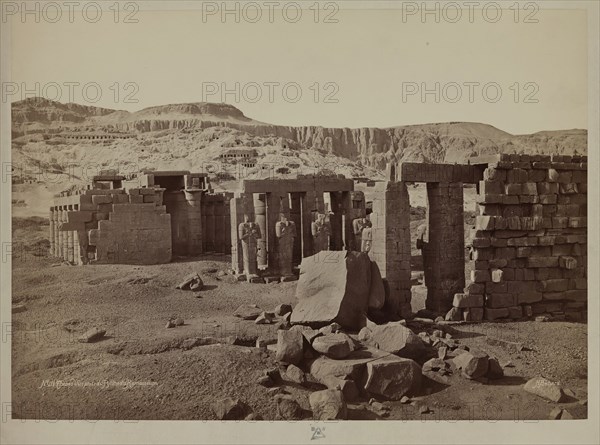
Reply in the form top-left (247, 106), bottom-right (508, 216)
top-left (452, 154), bottom-right (588, 322)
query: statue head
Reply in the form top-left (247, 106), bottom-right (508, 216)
top-left (279, 212), bottom-right (288, 222)
top-left (316, 213), bottom-right (326, 223)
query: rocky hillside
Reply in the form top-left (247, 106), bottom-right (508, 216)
top-left (12, 98), bottom-right (587, 179)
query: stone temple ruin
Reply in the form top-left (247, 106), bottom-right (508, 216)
top-left (48, 154), bottom-right (588, 322)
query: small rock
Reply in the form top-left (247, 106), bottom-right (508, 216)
top-left (318, 322), bottom-right (342, 335)
top-left (422, 358), bottom-right (447, 373)
top-left (274, 303), bottom-right (292, 316)
top-left (579, 399), bottom-right (587, 406)
top-left (266, 368), bottom-right (281, 382)
top-left (283, 312), bottom-right (292, 323)
top-left (275, 329), bottom-right (304, 364)
top-left (212, 398), bottom-right (247, 420)
top-left (255, 312), bottom-right (275, 325)
top-left (78, 327), bottom-right (106, 343)
top-left (523, 376), bottom-right (566, 402)
top-left (560, 410), bottom-right (574, 420)
top-left (176, 273), bottom-right (203, 291)
top-left (535, 315), bottom-right (550, 322)
top-left (400, 396), bottom-right (410, 404)
top-left (309, 389), bottom-right (347, 420)
top-left (548, 407), bottom-right (563, 420)
top-left (244, 413), bottom-right (262, 420)
top-left (257, 375), bottom-right (273, 387)
top-left (12, 304), bottom-right (27, 314)
top-left (419, 405), bottom-right (431, 414)
top-left (311, 333), bottom-right (353, 359)
top-left (502, 361), bottom-right (515, 368)
top-left (284, 364), bottom-right (306, 384)
top-left (234, 304), bottom-right (263, 320)
top-left (173, 318), bottom-right (184, 326)
top-left (452, 350), bottom-right (489, 379)
top-left (275, 394), bottom-right (303, 420)
top-left (165, 321), bottom-right (175, 329)
top-left (432, 330), bottom-right (443, 338)
top-left (564, 388), bottom-right (576, 398)
top-left (438, 346), bottom-right (448, 360)
top-left (267, 387), bottom-right (285, 396)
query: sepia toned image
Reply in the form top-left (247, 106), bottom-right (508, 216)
top-left (1, 1), bottom-right (598, 444)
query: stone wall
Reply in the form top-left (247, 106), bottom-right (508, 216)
top-left (450, 154), bottom-right (587, 322)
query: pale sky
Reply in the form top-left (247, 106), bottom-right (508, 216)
top-left (7, 2), bottom-right (589, 134)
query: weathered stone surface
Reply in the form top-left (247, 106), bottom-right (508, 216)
top-left (523, 376), bottom-right (566, 402)
top-left (284, 364), bottom-right (306, 384)
top-left (309, 347), bottom-right (398, 385)
top-left (78, 327), bottom-right (106, 343)
top-left (368, 260), bottom-right (385, 310)
top-left (453, 293), bottom-right (483, 308)
top-left (452, 350), bottom-right (489, 379)
top-left (274, 303), bottom-right (292, 316)
top-left (212, 398), bottom-right (247, 420)
top-left (275, 329), bottom-right (304, 364)
top-left (309, 389), bottom-right (347, 420)
top-left (275, 394), bottom-right (303, 420)
top-left (255, 312), bottom-right (275, 324)
top-left (234, 304), bottom-right (262, 320)
top-left (445, 307), bottom-right (462, 321)
top-left (364, 358), bottom-right (421, 400)
top-left (291, 251), bottom-right (371, 330)
top-left (321, 376), bottom-right (359, 402)
top-left (358, 322), bottom-right (425, 359)
top-left (311, 333), bottom-right (354, 359)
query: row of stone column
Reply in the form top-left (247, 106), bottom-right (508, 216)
top-left (49, 209), bottom-right (84, 265)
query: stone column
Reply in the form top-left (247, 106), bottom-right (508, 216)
top-left (289, 193), bottom-right (302, 265)
top-left (253, 193), bottom-right (267, 268)
top-left (329, 192), bottom-right (343, 250)
top-left (369, 181), bottom-right (412, 318)
top-left (61, 210), bottom-right (68, 261)
top-left (67, 230), bottom-right (74, 263)
top-left (341, 191), bottom-right (354, 251)
top-left (49, 209), bottom-right (55, 257)
top-left (301, 192), bottom-right (315, 258)
top-left (184, 189), bottom-right (203, 255)
top-left (266, 192), bottom-right (285, 274)
top-left (230, 196), bottom-right (245, 274)
top-left (425, 182), bottom-right (465, 313)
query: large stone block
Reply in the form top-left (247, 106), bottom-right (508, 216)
top-left (364, 358), bottom-right (421, 400)
top-left (291, 251), bottom-right (371, 329)
top-left (358, 322), bottom-right (425, 359)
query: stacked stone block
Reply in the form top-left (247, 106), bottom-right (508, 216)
top-left (450, 154), bottom-right (587, 322)
top-left (368, 180), bottom-right (412, 318)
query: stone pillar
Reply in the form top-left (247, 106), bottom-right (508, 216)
top-left (230, 196), bottom-right (245, 274)
top-left (253, 193), bottom-right (267, 268)
top-left (425, 182), bottom-right (465, 313)
top-left (301, 192), bottom-right (315, 258)
top-left (214, 199), bottom-right (225, 253)
top-left (341, 191), bottom-right (354, 250)
top-left (223, 199), bottom-right (231, 255)
top-left (54, 210), bottom-right (61, 257)
top-left (329, 192), bottom-right (343, 250)
top-left (184, 189), bottom-right (203, 255)
top-left (49, 209), bottom-right (55, 257)
top-left (369, 181), bottom-right (412, 318)
top-left (289, 193), bottom-right (302, 266)
top-left (61, 210), bottom-right (68, 261)
top-left (67, 230), bottom-right (74, 263)
top-left (204, 199), bottom-right (216, 252)
top-left (266, 192), bottom-right (285, 274)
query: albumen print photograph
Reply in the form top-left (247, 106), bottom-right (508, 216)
top-left (1, 1), bottom-right (598, 444)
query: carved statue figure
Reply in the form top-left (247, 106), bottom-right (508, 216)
top-left (238, 214), bottom-right (261, 280)
top-left (275, 213), bottom-right (296, 278)
top-left (361, 226), bottom-right (373, 253)
top-left (352, 216), bottom-right (372, 251)
top-left (311, 212), bottom-right (331, 254)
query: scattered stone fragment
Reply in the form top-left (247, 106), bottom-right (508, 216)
top-left (244, 413), bottom-right (262, 420)
top-left (212, 398), bottom-right (247, 420)
top-left (266, 368), bottom-right (281, 383)
top-left (267, 387), bottom-right (286, 396)
top-left (285, 364), bottom-right (306, 384)
top-left (12, 304), bottom-right (27, 314)
top-left (165, 320), bottom-right (175, 329)
top-left (176, 273), bottom-right (203, 291)
top-left (78, 327), bottom-right (106, 343)
top-left (560, 410), bottom-right (574, 419)
top-left (275, 329), bottom-right (304, 365)
top-left (419, 405), bottom-right (431, 414)
top-left (234, 304), bottom-right (263, 320)
top-left (311, 333), bottom-right (354, 359)
top-left (359, 322), bottom-right (425, 359)
top-left (432, 330), bottom-right (443, 338)
top-left (422, 358), bottom-right (447, 373)
top-left (445, 307), bottom-right (462, 321)
top-left (266, 343), bottom-right (278, 352)
top-left (452, 350), bottom-right (489, 379)
top-left (564, 388), bottom-right (576, 398)
top-left (578, 399), bottom-right (587, 406)
top-left (535, 315), bottom-right (550, 322)
top-left (257, 375), bottom-right (273, 387)
top-left (400, 396), bottom-right (410, 404)
top-left (256, 337), bottom-right (277, 349)
top-left (486, 357), bottom-right (504, 380)
top-left (438, 346), bottom-right (448, 360)
top-left (275, 394), bottom-right (303, 420)
top-left (523, 376), bottom-right (566, 402)
top-left (367, 400), bottom-right (391, 417)
top-left (318, 322), bottom-right (342, 335)
top-left (364, 358), bottom-right (421, 400)
top-left (548, 407), bottom-right (563, 420)
top-left (283, 312), bottom-right (292, 323)
top-left (173, 318), bottom-right (184, 326)
top-left (309, 389), bottom-right (347, 420)
top-left (274, 303), bottom-right (292, 316)
top-left (255, 312), bottom-right (275, 325)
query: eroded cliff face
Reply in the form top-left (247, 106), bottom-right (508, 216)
top-left (11, 98), bottom-right (587, 169)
